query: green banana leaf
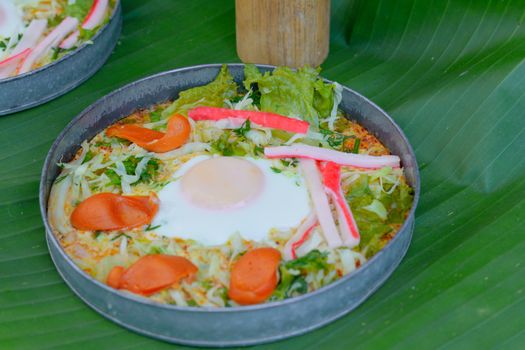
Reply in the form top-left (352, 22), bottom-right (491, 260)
top-left (1, 0), bottom-right (524, 348)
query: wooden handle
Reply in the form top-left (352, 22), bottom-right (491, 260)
top-left (235, 0), bottom-right (330, 68)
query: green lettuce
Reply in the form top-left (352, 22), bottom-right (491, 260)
top-left (271, 250), bottom-right (333, 300)
top-left (346, 170), bottom-right (414, 257)
top-left (64, 0), bottom-right (94, 20)
top-left (104, 156), bottom-right (160, 187)
top-left (162, 65), bottom-right (238, 118)
top-left (243, 64), bottom-right (335, 129)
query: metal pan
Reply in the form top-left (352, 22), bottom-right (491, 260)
top-left (0, 2), bottom-right (122, 116)
top-left (39, 64), bottom-right (420, 347)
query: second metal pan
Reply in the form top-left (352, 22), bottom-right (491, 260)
top-left (0, 1), bottom-right (122, 116)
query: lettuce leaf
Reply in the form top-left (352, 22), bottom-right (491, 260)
top-left (271, 250), bottom-right (332, 300)
top-left (346, 170), bottom-right (414, 256)
top-left (64, 0), bottom-right (94, 20)
top-left (243, 65), bottom-right (335, 129)
top-left (162, 64), bottom-right (238, 118)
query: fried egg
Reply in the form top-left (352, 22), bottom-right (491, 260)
top-left (152, 155), bottom-right (311, 246)
top-left (0, 1), bottom-right (23, 40)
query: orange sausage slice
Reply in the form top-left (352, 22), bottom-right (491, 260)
top-left (228, 247), bottom-right (281, 305)
top-left (106, 114), bottom-right (191, 153)
top-left (70, 192), bottom-right (159, 231)
top-left (107, 265), bottom-right (125, 289)
top-left (107, 254), bottom-right (198, 296)
top-left (106, 124), bottom-right (164, 144)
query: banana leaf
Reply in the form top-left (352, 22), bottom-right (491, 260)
top-left (1, 0), bottom-right (524, 349)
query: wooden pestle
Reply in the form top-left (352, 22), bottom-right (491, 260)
top-left (236, 0), bottom-right (330, 68)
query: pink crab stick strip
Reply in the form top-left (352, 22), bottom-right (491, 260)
top-left (283, 211), bottom-right (318, 260)
top-left (83, 0), bottom-right (109, 30)
top-left (19, 17), bottom-right (79, 74)
top-left (0, 19), bottom-right (47, 79)
top-left (188, 107), bottom-right (310, 134)
top-left (59, 31), bottom-right (79, 50)
top-left (0, 49), bottom-right (30, 79)
top-left (60, 0), bottom-right (109, 49)
top-left (11, 19), bottom-right (48, 55)
top-left (319, 162), bottom-right (360, 247)
top-left (265, 144), bottom-right (400, 169)
top-left (300, 159), bottom-right (343, 248)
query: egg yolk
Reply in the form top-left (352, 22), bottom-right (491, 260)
top-left (180, 157), bottom-right (265, 210)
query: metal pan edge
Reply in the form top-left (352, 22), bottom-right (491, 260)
top-left (0, 1), bottom-right (123, 116)
top-left (39, 63), bottom-right (420, 347)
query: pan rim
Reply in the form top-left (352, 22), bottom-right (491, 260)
top-left (39, 62), bottom-right (421, 315)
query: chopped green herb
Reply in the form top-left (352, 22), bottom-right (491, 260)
top-left (229, 95), bottom-right (244, 103)
top-left (320, 127), bottom-right (354, 150)
top-left (48, 15), bottom-right (65, 27)
top-left (233, 119), bottom-right (251, 138)
top-left (249, 89), bottom-right (261, 108)
top-left (218, 287), bottom-right (229, 304)
top-left (280, 159), bottom-right (298, 167)
top-left (272, 250), bottom-right (333, 300)
top-left (150, 109), bottom-right (163, 122)
top-left (200, 280), bottom-right (213, 290)
top-left (270, 166), bottom-right (282, 173)
top-left (111, 233), bottom-right (131, 241)
top-left (94, 140), bottom-right (112, 148)
top-left (140, 158), bottom-right (160, 183)
top-left (105, 156), bottom-right (160, 187)
top-left (149, 246), bottom-right (164, 254)
top-left (211, 132), bottom-right (234, 156)
top-left (51, 47), bottom-right (62, 60)
top-left (82, 150), bottom-right (94, 164)
top-left (254, 145), bottom-right (264, 156)
top-left (210, 131), bottom-right (246, 156)
top-left (352, 138), bottom-right (361, 154)
top-left (145, 224), bottom-right (161, 231)
top-left (110, 137), bottom-right (131, 145)
top-left (104, 169), bottom-right (121, 186)
top-left (78, 27), bottom-right (96, 41)
top-left (54, 174), bottom-right (68, 184)
top-left (285, 250), bottom-right (331, 271)
top-left (287, 276), bottom-right (308, 295)
top-left (187, 299), bottom-right (198, 307)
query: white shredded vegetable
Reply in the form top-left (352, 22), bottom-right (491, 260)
top-left (326, 82), bottom-right (343, 130)
top-left (155, 142), bottom-right (210, 160)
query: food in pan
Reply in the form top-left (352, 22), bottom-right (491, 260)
top-left (48, 65), bottom-right (414, 306)
top-left (0, 0), bottom-right (115, 79)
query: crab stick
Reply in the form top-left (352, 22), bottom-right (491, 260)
top-left (12, 19), bottom-right (48, 56)
top-left (0, 49), bottom-right (30, 79)
top-left (188, 107), bottom-right (310, 134)
top-left (319, 162), bottom-right (360, 247)
top-left (18, 17), bottom-right (78, 74)
top-left (300, 159), bottom-right (343, 248)
top-left (60, 0), bottom-right (109, 49)
top-left (283, 211), bottom-right (318, 260)
top-left (265, 144), bottom-right (400, 169)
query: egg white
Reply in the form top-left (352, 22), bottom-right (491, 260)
top-left (152, 155), bottom-right (311, 246)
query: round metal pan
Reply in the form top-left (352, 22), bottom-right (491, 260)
top-left (39, 64), bottom-right (420, 347)
top-left (0, 2), bottom-right (122, 116)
